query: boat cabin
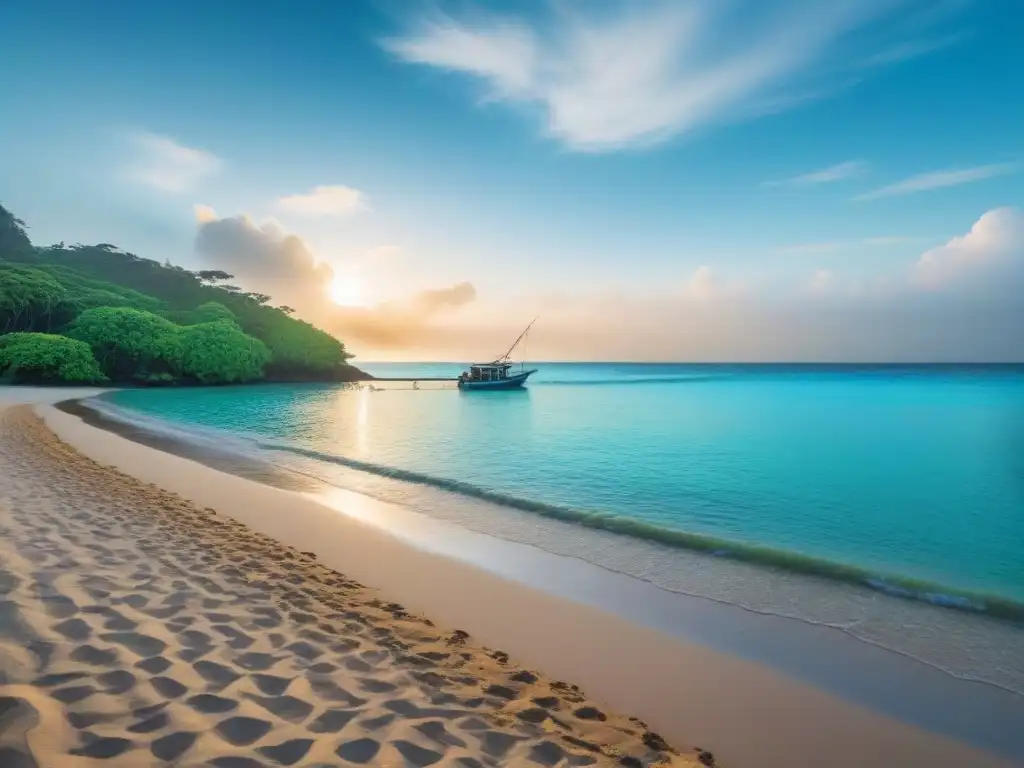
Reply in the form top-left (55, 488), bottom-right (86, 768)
top-left (462, 363), bottom-right (513, 382)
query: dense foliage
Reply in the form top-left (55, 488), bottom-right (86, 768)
top-left (0, 333), bottom-right (106, 383)
top-left (0, 202), bottom-right (364, 385)
top-left (0, 264), bottom-right (68, 333)
top-left (0, 207), bottom-right (32, 255)
top-left (179, 320), bottom-right (272, 383)
top-left (65, 306), bottom-right (185, 382)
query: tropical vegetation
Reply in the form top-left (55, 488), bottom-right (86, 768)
top-left (0, 203), bottom-right (364, 385)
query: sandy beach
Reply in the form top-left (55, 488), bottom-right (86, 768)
top-left (1, 388), bottom-right (1019, 768)
top-left (0, 397), bottom-right (705, 767)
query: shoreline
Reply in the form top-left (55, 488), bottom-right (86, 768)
top-left (10, 388), bottom-right (1018, 766)
top-left (251, 438), bottom-right (1024, 623)
top-left (86, 387), bottom-right (1024, 626)
top-left (69, 395), bottom-right (1024, 702)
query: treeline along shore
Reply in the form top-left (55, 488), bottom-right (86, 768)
top-left (1, 203), bottom-right (371, 386)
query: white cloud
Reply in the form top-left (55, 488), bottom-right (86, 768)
top-left (275, 185), bottom-right (367, 217)
top-left (681, 265), bottom-right (746, 301)
top-left (382, 1), bottom-right (958, 152)
top-left (528, 209), bottom-right (1024, 361)
top-left (854, 163), bottom-right (1020, 201)
top-left (193, 203), bottom-right (218, 223)
top-left (788, 208), bottom-right (1024, 301)
top-left (125, 131), bottom-right (221, 193)
top-left (913, 207), bottom-right (1024, 290)
top-left (764, 160), bottom-right (865, 187)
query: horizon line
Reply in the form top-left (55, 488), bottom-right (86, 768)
top-left (355, 360), bottom-right (1024, 366)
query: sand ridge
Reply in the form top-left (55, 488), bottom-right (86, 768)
top-left (0, 405), bottom-right (709, 767)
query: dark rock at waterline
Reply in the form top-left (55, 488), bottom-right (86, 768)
top-left (642, 731), bottom-right (671, 752)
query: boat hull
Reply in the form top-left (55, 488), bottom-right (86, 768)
top-left (458, 370), bottom-right (536, 390)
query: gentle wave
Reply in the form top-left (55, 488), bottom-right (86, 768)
top-left (258, 440), bottom-right (1024, 624)
top-left (87, 399), bottom-right (265, 450)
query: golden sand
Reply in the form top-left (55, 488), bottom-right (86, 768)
top-left (0, 404), bottom-right (708, 768)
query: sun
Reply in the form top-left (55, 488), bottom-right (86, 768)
top-left (328, 276), bottom-right (368, 307)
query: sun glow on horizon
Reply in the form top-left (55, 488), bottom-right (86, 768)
top-left (328, 274), bottom-right (369, 307)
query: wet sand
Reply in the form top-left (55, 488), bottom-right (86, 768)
top-left (2, 387), bottom-right (1019, 767)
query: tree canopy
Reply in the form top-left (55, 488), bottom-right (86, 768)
top-left (0, 264), bottom-right (68, 333)
top-left (179, 320), bottom-right (271, 383)
top-left (65, 306), bottom-right (185, 382)
top-left (0, 205), bottom-right (32, 255)
top-left (0, 202), bottom-right (366, 386)
top-left (192, 301), bottom-right (237, 325)
top-left (0, 333), bottom-right (106, 384)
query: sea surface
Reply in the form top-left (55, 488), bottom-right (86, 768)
top-left (93, 363), bottom-right (1024, 696)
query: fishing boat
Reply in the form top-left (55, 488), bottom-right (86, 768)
top-left (458, 318), bottom-right (538, 390)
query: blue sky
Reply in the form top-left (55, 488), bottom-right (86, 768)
top-left (2, 0), bottom-right (1022, 360)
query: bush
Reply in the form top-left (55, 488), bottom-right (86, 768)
top-left (179, 320), bottom-right (271, 383)
top-left (192, 301), bottom-right (237, 325)
top-left (65, 306), bottom-right (183, 380)
top-left (0, 333), bottom-right (105, 383)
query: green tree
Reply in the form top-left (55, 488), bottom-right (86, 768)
top-left (34, 264), bottom-right (164, 314)
top-left (192, 301), bottom-right (237, 325)
top-left (65, 306), bottom-right (183, 381)
top-left (196, 270), bottom-right (234, 284)
top-left (179, 320), bottom-right (271, 383)
top-left (0, 203), bottom-right (33, 254)
top-left (0, 333), bottom-right (105, 383)
top-left (0, 264), bottom-right (69, 333)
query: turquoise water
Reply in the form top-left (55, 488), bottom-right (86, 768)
top-left (102, 364), bottom-right (1024, 616)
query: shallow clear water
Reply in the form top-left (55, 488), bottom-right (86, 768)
top-left (106, 364), bottom-right (1024, 605)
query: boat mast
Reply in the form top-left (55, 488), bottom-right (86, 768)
top-left (494, 316), bottom-right (538, 364)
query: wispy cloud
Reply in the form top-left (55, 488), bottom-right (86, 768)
top-left (862, 236), bottom-right (926, 246)
top-left (775, 235), bottom-right (926, 256)
top-left (125, 131), bottom-right (221, 193)
top-left (775, 241), bottom-right (849, 256)
top-left (862, 33), bottom-right (967, 66)
top-left (382, 1), bottom-right (963, 152)
top-left (764, 160), bottom-right (865, 187)
top-left (854, 163), bottom-right (1020, 201)
top-left (275, 185), bottom-right (367, 217)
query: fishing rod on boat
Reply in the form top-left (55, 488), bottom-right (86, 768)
top-left (494, 316), bottom-right (539, 365)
